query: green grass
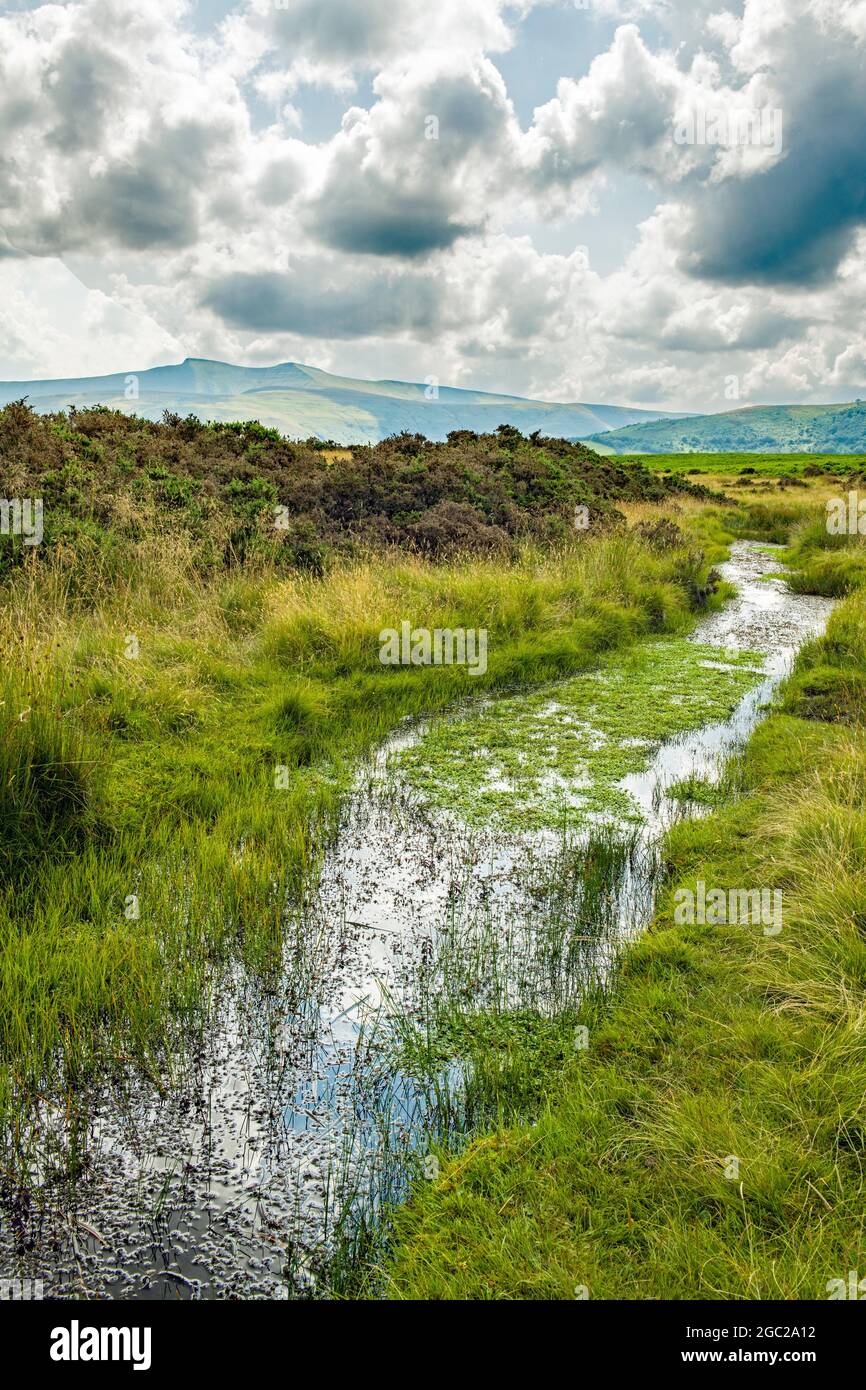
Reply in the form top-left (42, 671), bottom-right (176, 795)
top-left (392, 639), bottom-right (763, 829)
top-left (0, 524), bottom-right (722, 1178)
top-left (4, 450), bottom-right (864, 1299)
top-left (377, 558), bottom-right (866, 1301)
top-left (619, 452), bottom-right (866, 477)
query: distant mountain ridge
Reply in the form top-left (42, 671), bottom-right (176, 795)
top-left (0, 358), bottom-right (683, 445)
top-left (584, 401), bottom-right (866, 455)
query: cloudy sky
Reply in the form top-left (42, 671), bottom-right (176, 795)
top-left (1, 0), bottom-right (865, 410)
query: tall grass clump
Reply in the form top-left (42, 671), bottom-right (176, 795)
top-left (782, 508), bottom-right (866, 595)
top-left (0, 670), bottom-right (103, 880)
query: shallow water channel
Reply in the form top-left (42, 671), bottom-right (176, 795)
top-left (0, 542), bottom-right (835, 1299)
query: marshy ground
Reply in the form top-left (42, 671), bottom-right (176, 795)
top-left (1, 419), bottom-right (864, 1299)
top-left (0, 543), bottom-right (841, 1299)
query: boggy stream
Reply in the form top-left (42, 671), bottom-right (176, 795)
top-left (0, 542), bottom-right (835, 1299)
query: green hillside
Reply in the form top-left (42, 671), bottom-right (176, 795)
top-left (585, 401), bottom-right (866, 454)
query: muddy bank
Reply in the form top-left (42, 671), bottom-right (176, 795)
top-left (0, 543), bottom-right (834, 1299)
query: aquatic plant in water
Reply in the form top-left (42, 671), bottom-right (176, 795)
top-left (392, 638), bottom-right (764, 830)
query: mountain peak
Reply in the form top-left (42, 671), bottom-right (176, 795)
top-left (0, 359), bottom-right (679, 445)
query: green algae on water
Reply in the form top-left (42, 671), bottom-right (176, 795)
top-left (391, 638), bottom-right (764, 831)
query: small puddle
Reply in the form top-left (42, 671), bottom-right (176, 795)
top-left (0, 543), bottom-right (835, 1299)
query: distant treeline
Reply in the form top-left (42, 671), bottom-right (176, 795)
top-left (0, 401), bottom-right (717, 575)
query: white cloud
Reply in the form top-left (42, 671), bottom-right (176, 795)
top-left (229, 0), bottom-right (524, 91)
top-left (0, 256), bottom-right (183, 379)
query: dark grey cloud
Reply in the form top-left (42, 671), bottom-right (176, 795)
top-left (23, 119), bottom-right (230, 255)
top-left (201, 265), bottom-right (441, 337)
top-left (428, 71), bottom-right (513, 154)
top-left (515, 14), bottom-right (866, 297)
top-left (78, 160), bottom-right (198, 250)
top-left (660, 308), bottom-right (808, 353)
top-left (0, 6), bottom-right (248, 257)
top-left (314, 188), bottom-right (476, 258)
top-left (43, 41), bottom-right (127, 154)
top-left (684, 82), bottom-right (866, 287)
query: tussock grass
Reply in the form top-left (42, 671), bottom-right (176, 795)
top-left (0, 670), bottom-right (103, 880)
top-left (783, 509), bottom-right (866, 596)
